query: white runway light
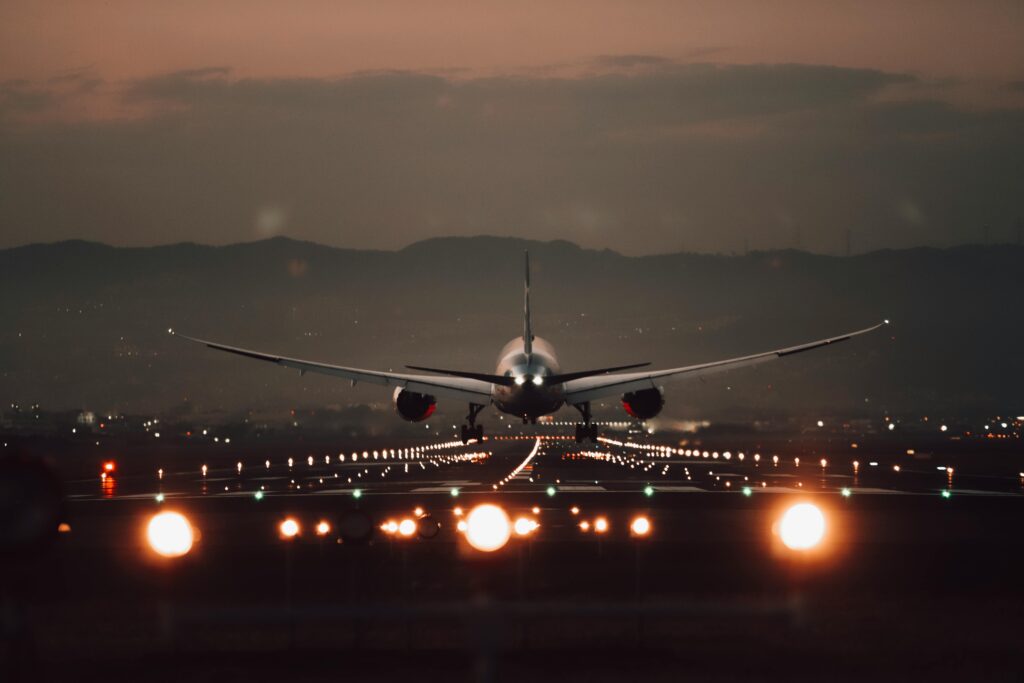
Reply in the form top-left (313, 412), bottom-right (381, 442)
top-left (146, 511), bottom-right (194, 558)
top-left (778, 502), bottom-right (826, 550)
top-left (465, 504), bottom-right (512, 552)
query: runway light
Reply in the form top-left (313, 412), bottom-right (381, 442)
top-left (352, 489), bottom-right (362, 499)
top-left (578, 520), bottom-right (591, 532)
top-left (546, 486), bottom-right (556, 497)
top-left (453, 506), bottom-right (463, 516)
top-left (450, 487), bottom-right (460, 497)
top-left (742, 486), bottom-right (752, 497)
top-left (254, 490), bottom-right (264, 501)
top-left (147, 511), bottom-right (194, 558)
top-left (531, 506), bottom-right (540, 515)
top-left (594, 517), bottom-right (609, 533)
top-left (103, 461), bottom-right (116, 473)
top-left (315, 520), bottom-right (331, 536)
top-left (778, 503), bottom-right (826, 551)
top-left (513, 517), bottom-right (538, 536)
top-left (456, 519), bottom-right (468, 532)
top-left (414, 506), bottom-right (424, 517)
top-left (570, 506), bottom-right (580, 515)
top-left (841, 488), bottom-right (852, 497)
top-left (279, 518), bottom-right (300, 539)
top-left (941, 490), bottom-right (952, 499)
top-left (155, 493), bottom-right (165, 503)
top-left (398, 518), bottom-right (417, 537)
top-left (630, 516), bottom-right (651, 537)
top-left (643, 485), bottom-right (654, 497)
top-left (464, 504), bottom-right (512, 552)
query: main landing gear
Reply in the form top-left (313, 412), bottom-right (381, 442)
top-left (461, 403), bottom-right (485, 444)
top-left (572, 402), bottom-right (598, 443)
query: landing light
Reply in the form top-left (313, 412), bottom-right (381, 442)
top-left (531, 375), bottom-right (543, 386)
top-left (777, 503), bottom-right (825, 550)
top-left (147, 511), bottom-right (194, 558)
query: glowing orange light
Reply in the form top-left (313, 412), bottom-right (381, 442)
top-left (57, 522), bottom-right (71, 533)
top-left (147, 511), bottom-right (194, 558)
top-left (315, 520), bottom-right (331, 536)
top-left (453, 506), bottom-right (463, 517)
top-left (579, 520), bottom-right (591, 532)
top-left (513, 517), bottom-right (538, 536)
top-left (630, 516), bottom-right (651, 537)
top-left (464, 504), bottom-right (511, 552)
top-left (456, 519), bottom-right (468, 532)
top-left (398, 518), bottom-right (417, 537)
top-left (103, 461), bottom-right (115, 473)
top-left (777, 502), bottom-right (826, 550)
top-left (594, 517), bottom-right (609, 533)
top-left (413, 507), bottom-right (424, 517)
top-left (279, 518), bottom-right (300, 539)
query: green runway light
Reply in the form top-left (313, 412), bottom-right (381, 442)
top-left (643, 485), bottom-right (654, 497)
top-left (841, 488), bottom-right (852, 498)
top-left (352, 488), bottom-right (363, 499)
top-left (450, 487), bottom-right (460, 497)
top-left (155, 493), bottom-right (165, 503)
top-left (941, 489), bottom-right (951, 499)
top-left (253, 490), bottom-right (264, 501)
top-left (546, 485), bottom-right (556, 497)
top-left (742, 486), bottom-right (752, 497)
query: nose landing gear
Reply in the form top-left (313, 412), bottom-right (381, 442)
top-left (572, 402), bottom-right (598, 443)
top-left (461, 403), bottom-right (485, 444)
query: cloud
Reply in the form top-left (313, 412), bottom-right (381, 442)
top-left (0, 59), bottom-right (1021, 255)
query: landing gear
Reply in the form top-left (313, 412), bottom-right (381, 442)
top-left (461, 403), bottom-right (485, 443)
top-left (572, 402), bottom-right (598, 443)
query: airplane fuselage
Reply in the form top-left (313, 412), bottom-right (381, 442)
top-left (492, 336), bottom-right (565, 420)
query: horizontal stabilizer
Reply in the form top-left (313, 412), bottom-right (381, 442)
top-left (405, 365), bottom-right (517, 386)
top-left (545, 362), bottom-right (652, 384)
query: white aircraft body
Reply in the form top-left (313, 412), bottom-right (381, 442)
top-left (175, 253), bottom-right (885, 442)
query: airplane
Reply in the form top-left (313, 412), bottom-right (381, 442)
top-left (172, 252), bottom-right (886, 443)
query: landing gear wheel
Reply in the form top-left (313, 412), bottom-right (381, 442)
top-left (461, 422), bottom-right (484, 444)
top-left (574, 423), bottom-right (598, 443)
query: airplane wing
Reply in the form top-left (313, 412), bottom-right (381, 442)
top-left (171, 332), bottom-right (493, 404)
top-left (561, 321), bottom-right (888, 404)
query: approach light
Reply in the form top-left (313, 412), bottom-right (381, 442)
top-left (630, 516), bottom-right (651, 537)
top-left (279, 518), bottom-right (300, 539)
top-left (513, 517), bottom-right (538, 536)
top-left (315, 520), bottom-right (331, 536)
top-left (778, 502), bottom-right (826, 551)
top-left (464, 504), bottom-right (512, 552)
top-left (155, 493), bottom-right (165, 503)
top-left (146, 511), bottom-right (194, 558)
top-left (594, 517), bottom-right (609, 533)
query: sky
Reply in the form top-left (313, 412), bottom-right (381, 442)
top-left (1, 1), bottom-right (1023, 255)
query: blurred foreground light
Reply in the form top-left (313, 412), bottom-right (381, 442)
top-left (513, 517), bottom-right (538, 536)
top-left (742, 486), bottom-right (752, 497)
top-left (147, 511), bottom-right (194, 558)
top-left (630, 516), bottom-right (651, 537)
top-left (279, 518), bottom-right (300, 539)
top-left (398, 518), bottom-right (417, 537)
top-left (57, 522), bottom-right (71, 534)
top-left (778, 503), bottom-right (826, 551)
top-left (464, 504), bottom-right (511, 552)
top-left (315, 520), bottom-right (331, 536)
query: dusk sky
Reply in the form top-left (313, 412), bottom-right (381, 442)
top-left (2, 1), bottom-right (1023, 254)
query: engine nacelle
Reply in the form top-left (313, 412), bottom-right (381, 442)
top-left (392, 387), bottom-right (437, 422)
top-left (621, 388), bottom-right (663, 420)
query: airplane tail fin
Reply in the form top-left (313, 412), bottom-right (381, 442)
top-left (523, 250), bottom-right (533, 355)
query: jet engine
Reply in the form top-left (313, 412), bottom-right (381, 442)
top-left (392, 387), bottom-right (437, 422)
top-left (621, 388), bottom-right (663, 420)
